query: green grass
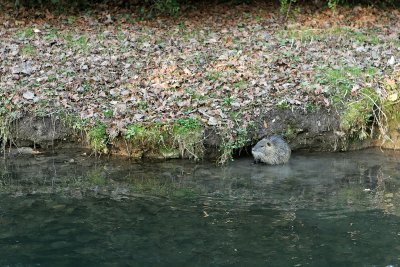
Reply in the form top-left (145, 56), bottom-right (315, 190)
top-left (314, 65), bottom-right (377, 104)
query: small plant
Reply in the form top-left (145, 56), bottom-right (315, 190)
top-left (219, 126), bottom-right (250, 164)
top-left (87, 122), bottom-right (108, 155)
top-left (67, 16), bottom-right (76, 24)
top-left (61, 113), bottom-right (87, 133)
top-left (17, 27), bottom-right (34, 39)
top-left (205, 71), bottom-right (222, 81)
top-left (136, 101), bottom-right (148, 110)
top-left (44, 29), bottom-right (58, 41)
top-left (233, 80), bottom-right (247, 89)
top-left (63, 34), bottom-right (89, 51)
top-left (276, 99), bottom-right (290, 110)
top-left (87, 170), bottom-right (107, 185)
top-left (103, 109), bottom-right (113, 118)
top-left (223, 97), bottom-right (234, 107)
top-left (124, 123), bottom-right (166, 158)
top-left (21, 44), bottom-right (36, 55)
top-left (172, 118), bottom-right (204, 160)
top-left (340, 88), bottom-right (378, 140)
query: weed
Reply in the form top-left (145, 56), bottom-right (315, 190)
top-left (44, 29), bottom-right (58, 41)
top-left (61, 113), bottom-right (87, 132)
top-left (233, 80), bottom-right (247, 89)
top-left (103, 109), bottom-right (113, 118)
top-left (314, 65), bottom-right (370, 104)
top-left (223, 97), bottom-right (234, 107)
top-left (67, 16), bottom-right (76, 24)
top-left (17, 27), bottom-right (34, 39)
top-left (172, 117), bottom-right (204, 160)
top-left (205, 71), bottom-right (222, 81)
top-left (340, 88), bottom-right (378, 140)
top-left (219, 126), bottom-right (250, 164)
top-left (21, 44), bottom-right (36, 55)
top-left (276, 99), bottom-right (290, 109)
top-left (124, 123), bottom-right (165, 157)
top-left (124, 118), bottom-right (204, 160)
top-left (87, 122), bottom-right (108, 154)
top-left (63, 33), bottom-right (89, 51)
top-left (87, 170), bottom-right (106, 185)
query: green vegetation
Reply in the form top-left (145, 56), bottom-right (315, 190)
top-left (219, 124), bottom-right (252, 164)
top-left (379, 72), bottom-right (400, 142)
top-left (276, 99), bottom-right (290, 110)
top-left (124, 123), bottom-right (165, 158)
top-left (21, 44), bottom-right (36, 55)
top-left (314, 65), bottom-right (377, 105)
top-left (340, 87), bottom-right (378, 140)
top-left (63, 33), bottom-right (89, 51)
top-left (87, 122), bottom-right (108, 154)
top-left (17, 27), bottom-right (34, 39)
top-left (124, 118), bottom-right (204, 160)
top-left (172, 117), bottom-right (204, 160)
top-left (87, 170), bottom-right (107, 185)
top-left (205, 71), bottom-right (222, 82)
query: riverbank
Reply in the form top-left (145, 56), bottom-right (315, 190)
top-left (1, 2), bottom-right (399, 162)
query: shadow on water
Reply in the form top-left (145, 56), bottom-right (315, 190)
top-left (0, 148), bottom-right (400, 266)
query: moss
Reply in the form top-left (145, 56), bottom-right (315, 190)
top-left (87, 122), bottom-right (108, 154)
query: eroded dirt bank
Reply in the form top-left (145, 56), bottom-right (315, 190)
top-left (1, 2), bottom-right (399, 161)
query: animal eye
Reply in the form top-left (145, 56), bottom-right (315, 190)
top-left (266, 142), bottom-right (271, 147)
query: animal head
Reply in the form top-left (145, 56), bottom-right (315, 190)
top-left (252, 136), bottom-right (291, 165)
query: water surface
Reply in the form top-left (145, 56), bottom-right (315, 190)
top-left (1, 149), bottom-right (400, 267)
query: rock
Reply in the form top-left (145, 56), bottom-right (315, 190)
top-left (387, 56), bottom-right (395, 66)
top-left (12, 61), bottom-right (36, 75)
top-left (22, 91), bottom-right (35, 100)
top-left (208, 116), bottom-right (218, 126)
top-left (134, 113), bottom-right (145, 120)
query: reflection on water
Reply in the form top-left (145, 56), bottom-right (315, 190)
top-left (0, 148), bottom-right (400, 266)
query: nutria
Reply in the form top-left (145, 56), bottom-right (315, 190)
top-left (252, 135), bottom-right (291, 165)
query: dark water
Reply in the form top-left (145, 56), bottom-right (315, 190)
top-left (1, 149), bottom-right (400, 267)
